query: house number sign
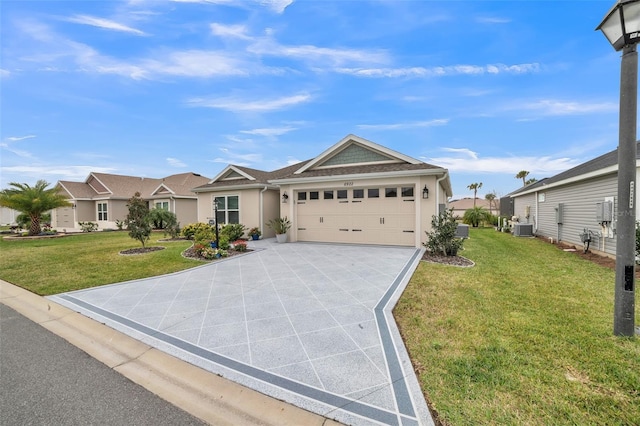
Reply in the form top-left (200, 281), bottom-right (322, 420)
top-left (630, 181), bottom-right (635, 209)
top-left (343, 182), bottom-right (354, 186)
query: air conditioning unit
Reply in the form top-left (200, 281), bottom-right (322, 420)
top-left (514, 223), bottom-right (534, 237)
top-left (456, 224), bottom-right (469, 238)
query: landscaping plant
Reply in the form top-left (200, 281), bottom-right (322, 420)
top-left (0, 180), bottom-right (71, 235)
top-left (424, 209), bottom-right (464, 256)
top-left (125, 192), bottom-right (152, 248)
top-left (462, 206), bottom-right (490, 228)
top-left (220, 223), bottom-right (246, 242)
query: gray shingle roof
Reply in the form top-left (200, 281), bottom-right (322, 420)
top-left (273, 162), bottom-right (442, 180)
top-left (191, 161), bottom-right (312, 191)
top-left (510, 142), bottom-right (640, 196)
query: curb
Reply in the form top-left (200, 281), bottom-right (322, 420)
top-left (0, 280), bottom-right (342, 426)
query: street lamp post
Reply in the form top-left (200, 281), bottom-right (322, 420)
top-left (597, 0), bottom-right (640, 336)
top-left (214, 199), bottom-right (220, 246)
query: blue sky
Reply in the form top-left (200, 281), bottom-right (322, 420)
top-left (0, 0), bottom-right (628, 199)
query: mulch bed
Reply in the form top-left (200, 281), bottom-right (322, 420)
top-left (182, 246), bottom-right (253, 262)
top-left (422, 252), bottom-right (474, 267)
top-left (119, 246), bottom-right (165, 255)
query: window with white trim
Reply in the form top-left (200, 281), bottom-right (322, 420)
top-left (97, 202), bottom-right (108, 221)
top-left (155, 201), bottom-right (169, 210)
top-left (214, 196), bottom-right (239, 224)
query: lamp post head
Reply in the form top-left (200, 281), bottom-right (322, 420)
top-left (597, 0), bottom-right (640, 51)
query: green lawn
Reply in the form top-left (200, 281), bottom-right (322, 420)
top-left (395, 228), bottom-right (640, 425)
top-left (0, 231), bottom-right (198, 295)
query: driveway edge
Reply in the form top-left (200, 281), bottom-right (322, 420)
top-left (0, 280), bottom-right (342, 426)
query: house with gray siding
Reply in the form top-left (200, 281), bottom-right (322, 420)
top-left (510, 143), bottom-right (640, 257)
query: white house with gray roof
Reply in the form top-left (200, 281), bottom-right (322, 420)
top-left (510, 143), bottom-right (640, 256)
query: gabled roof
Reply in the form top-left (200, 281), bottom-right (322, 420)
top-left (512, 142), bottom-right (640, 197)
top-left (58, 172), bottom-right (209, 200)
top-left (191, 162), bottom-right (311, 192)
top-left (272, 134), bottom-right (445, 183)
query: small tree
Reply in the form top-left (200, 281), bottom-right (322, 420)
top-left (0, 180), bottom-right (71, 235)
top-left (485, 192), bottom-right (497, 215)
top-left (467, 182), bottom-right (483, 207)
top-left (463, 206), bottom-right (490, 228)
top-left (515, 170), bottom-right (529, 186)
top-left (125, 192), bottom-right (151, 247)
top-left (424, 209), bottom-right (464, 256)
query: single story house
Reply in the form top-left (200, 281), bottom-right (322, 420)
top-left (510, 143), bottom-right (640, 256)
top-left (52, 172), bottom-right (210, 231)
top-left (449, 197), bottom-right (493, 219)
top-left (193, 134), bottom-right (452, 248)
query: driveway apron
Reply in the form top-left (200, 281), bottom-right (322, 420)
top-left (50, 240), bottom-right (432, 426)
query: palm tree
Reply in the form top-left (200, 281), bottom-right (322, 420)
top-left (0, 180), bottom-right (71, 235)
top-left (515, 170), bottom-right (529, 186)
top-left (525, 177), bottom-right (537, 186)
top-left (485, 192), bottom-right (497, 214)
top-left (467, 182), bottom-right (483, 207)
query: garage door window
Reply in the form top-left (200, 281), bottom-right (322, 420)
top-left (214, 196), bottom-right (239, 224)
top-left (353, 189), bottom-right (364, 199)
top-left (385, 188), bottom-right (397, 198)
top-left (368, 188), bottom-right (379, 198)
top-left (324, 190), bottom-right (334, 199)
top-left (310, 191), bottom-right (319, 200)
top-left (337, 190), bottom-right (348, 199)
top-left (298, 192), bottom-right (307, 201)
top-left (402, 187), bottom-right (414, 197)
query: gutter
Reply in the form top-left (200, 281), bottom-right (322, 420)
top-left (259, 186), bottom-right (268, 235)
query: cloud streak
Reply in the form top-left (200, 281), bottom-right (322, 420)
top-left (357, 119), bottom-right (449, 130)
top-left (335, 63), bottom-right (540, 78)
top-left (186, 93), bottom-right (312, 112)
top-left (66, 15), bottom-right (146, 35)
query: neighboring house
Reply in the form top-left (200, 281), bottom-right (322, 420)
top-left (193, 134), bottom-right (452, 248)
top-left (52, 172), bottom-right (210, 231)
top-left (510, 143), bottom-right (640, 256)
top-left (449, 197), bottom-right (492, 218)
top-left (0, 206), bottom-right (19, 226)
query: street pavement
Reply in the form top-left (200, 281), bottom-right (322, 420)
top-left (0, 303), bottom-right (205, 426)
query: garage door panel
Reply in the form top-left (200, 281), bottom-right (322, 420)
top-left (295, 186), bottom-right (416, 246)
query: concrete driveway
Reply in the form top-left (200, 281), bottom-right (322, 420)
top-left (50, 240), bottom-right (431, 426)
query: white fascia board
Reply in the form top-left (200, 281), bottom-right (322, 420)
top-left (513, 164), bottom-right (625, 197)
top-left (294, 134), bottom-right (421, 175)
top-left (151, 183), bottom-right (175, 196)
top-left (208, 165), bottom-right (256, 184)
top-left (192, 183), bottom-right (278, 193)
top-left (271, 168), bottom-right (447, 185)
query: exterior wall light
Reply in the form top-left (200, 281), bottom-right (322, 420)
top-left (282, 191), bottom-right (289, 203)
top-left (422, 185), bottom-right (429, 199)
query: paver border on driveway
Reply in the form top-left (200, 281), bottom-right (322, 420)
top-left (50, 242), bottom-right (433, 426)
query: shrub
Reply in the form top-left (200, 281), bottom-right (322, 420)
top-left (463, 206), bottom-right (490, 228)
top-left (267, 217), bottom-right (292, 234)
top-left (115, 219), bottom-right (126, 230)
top-left (148, 208), bottom-right (178, 230)
top-left (248, 227), bottom-right (261, 237)
top-left (221, 223), bottom-right (246, 242)
top-left (193, 226), bottom-right (216, 246)
top-left (217, 236), bottom-right (230, 250)
top-left (182, 222), bottom-right (214, 240)
top-left (79, 221), bottom-right (98, 232)
top-left (424, 209), bottom-right (464, 256)
top-left (234, 240), bottom-right (247, 252)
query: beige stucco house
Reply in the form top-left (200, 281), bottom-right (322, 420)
top-left (52, 172), bottom-right (210, 231)
top-left (193, 134), bottom-right (452, 248)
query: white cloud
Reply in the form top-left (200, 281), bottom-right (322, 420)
top-left (210, 23), bottom-right (252, 40)
top-left (1, 135), bottom-right (37, 158)
top-left (186, 93), bottom-right (312, 112)
top-left (66, 15), bottom-right (146, 36)
top-left (166, 157), bottom-right (187, 167)
top-left (240, 127), bottom-right (296, 136)
top-left (335, 63), bottom-right (540, 78)
top-left (518, 99), bottom-right (617, 116)
top-left (248, 40), bottom-right (389, 67)
top-left (476, 16), bottom-right (511, 24)
top-left (6, 135), bottom-right (36, 142)
top-left (357, 119), bottom-right (449, 130)
top-left (0, 68), bottom-right (10, 78)
top-left (142, 50), bottom-right (251, 78)
top-left (170, 0), bottom-right (292, 13)
top-left (426, 151), bottom-right (580, 174)
top-left (1, 165), bottom-right (117, 182)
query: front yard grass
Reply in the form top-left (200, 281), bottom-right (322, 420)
top-left (395, 228), bottom-right (640, 425)
top-left (0, 231), bottom-right (198, 295)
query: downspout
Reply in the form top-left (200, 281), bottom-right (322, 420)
top-left (259, 186), bottom-right (268, 235)
top-left (435, 173), bottom-right (447, 212)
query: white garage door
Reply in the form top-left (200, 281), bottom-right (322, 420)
top-left (296, 186), bottom-right (416, 246)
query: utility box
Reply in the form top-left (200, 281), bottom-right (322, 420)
top-left (555, 204), bottom-right (564, 224)
top-left (456, 224), bottom-right (469, 238)
top-left (514, 223), bottom-right (534, 237)
top-left (596, 201), bottom-right (613, 223)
